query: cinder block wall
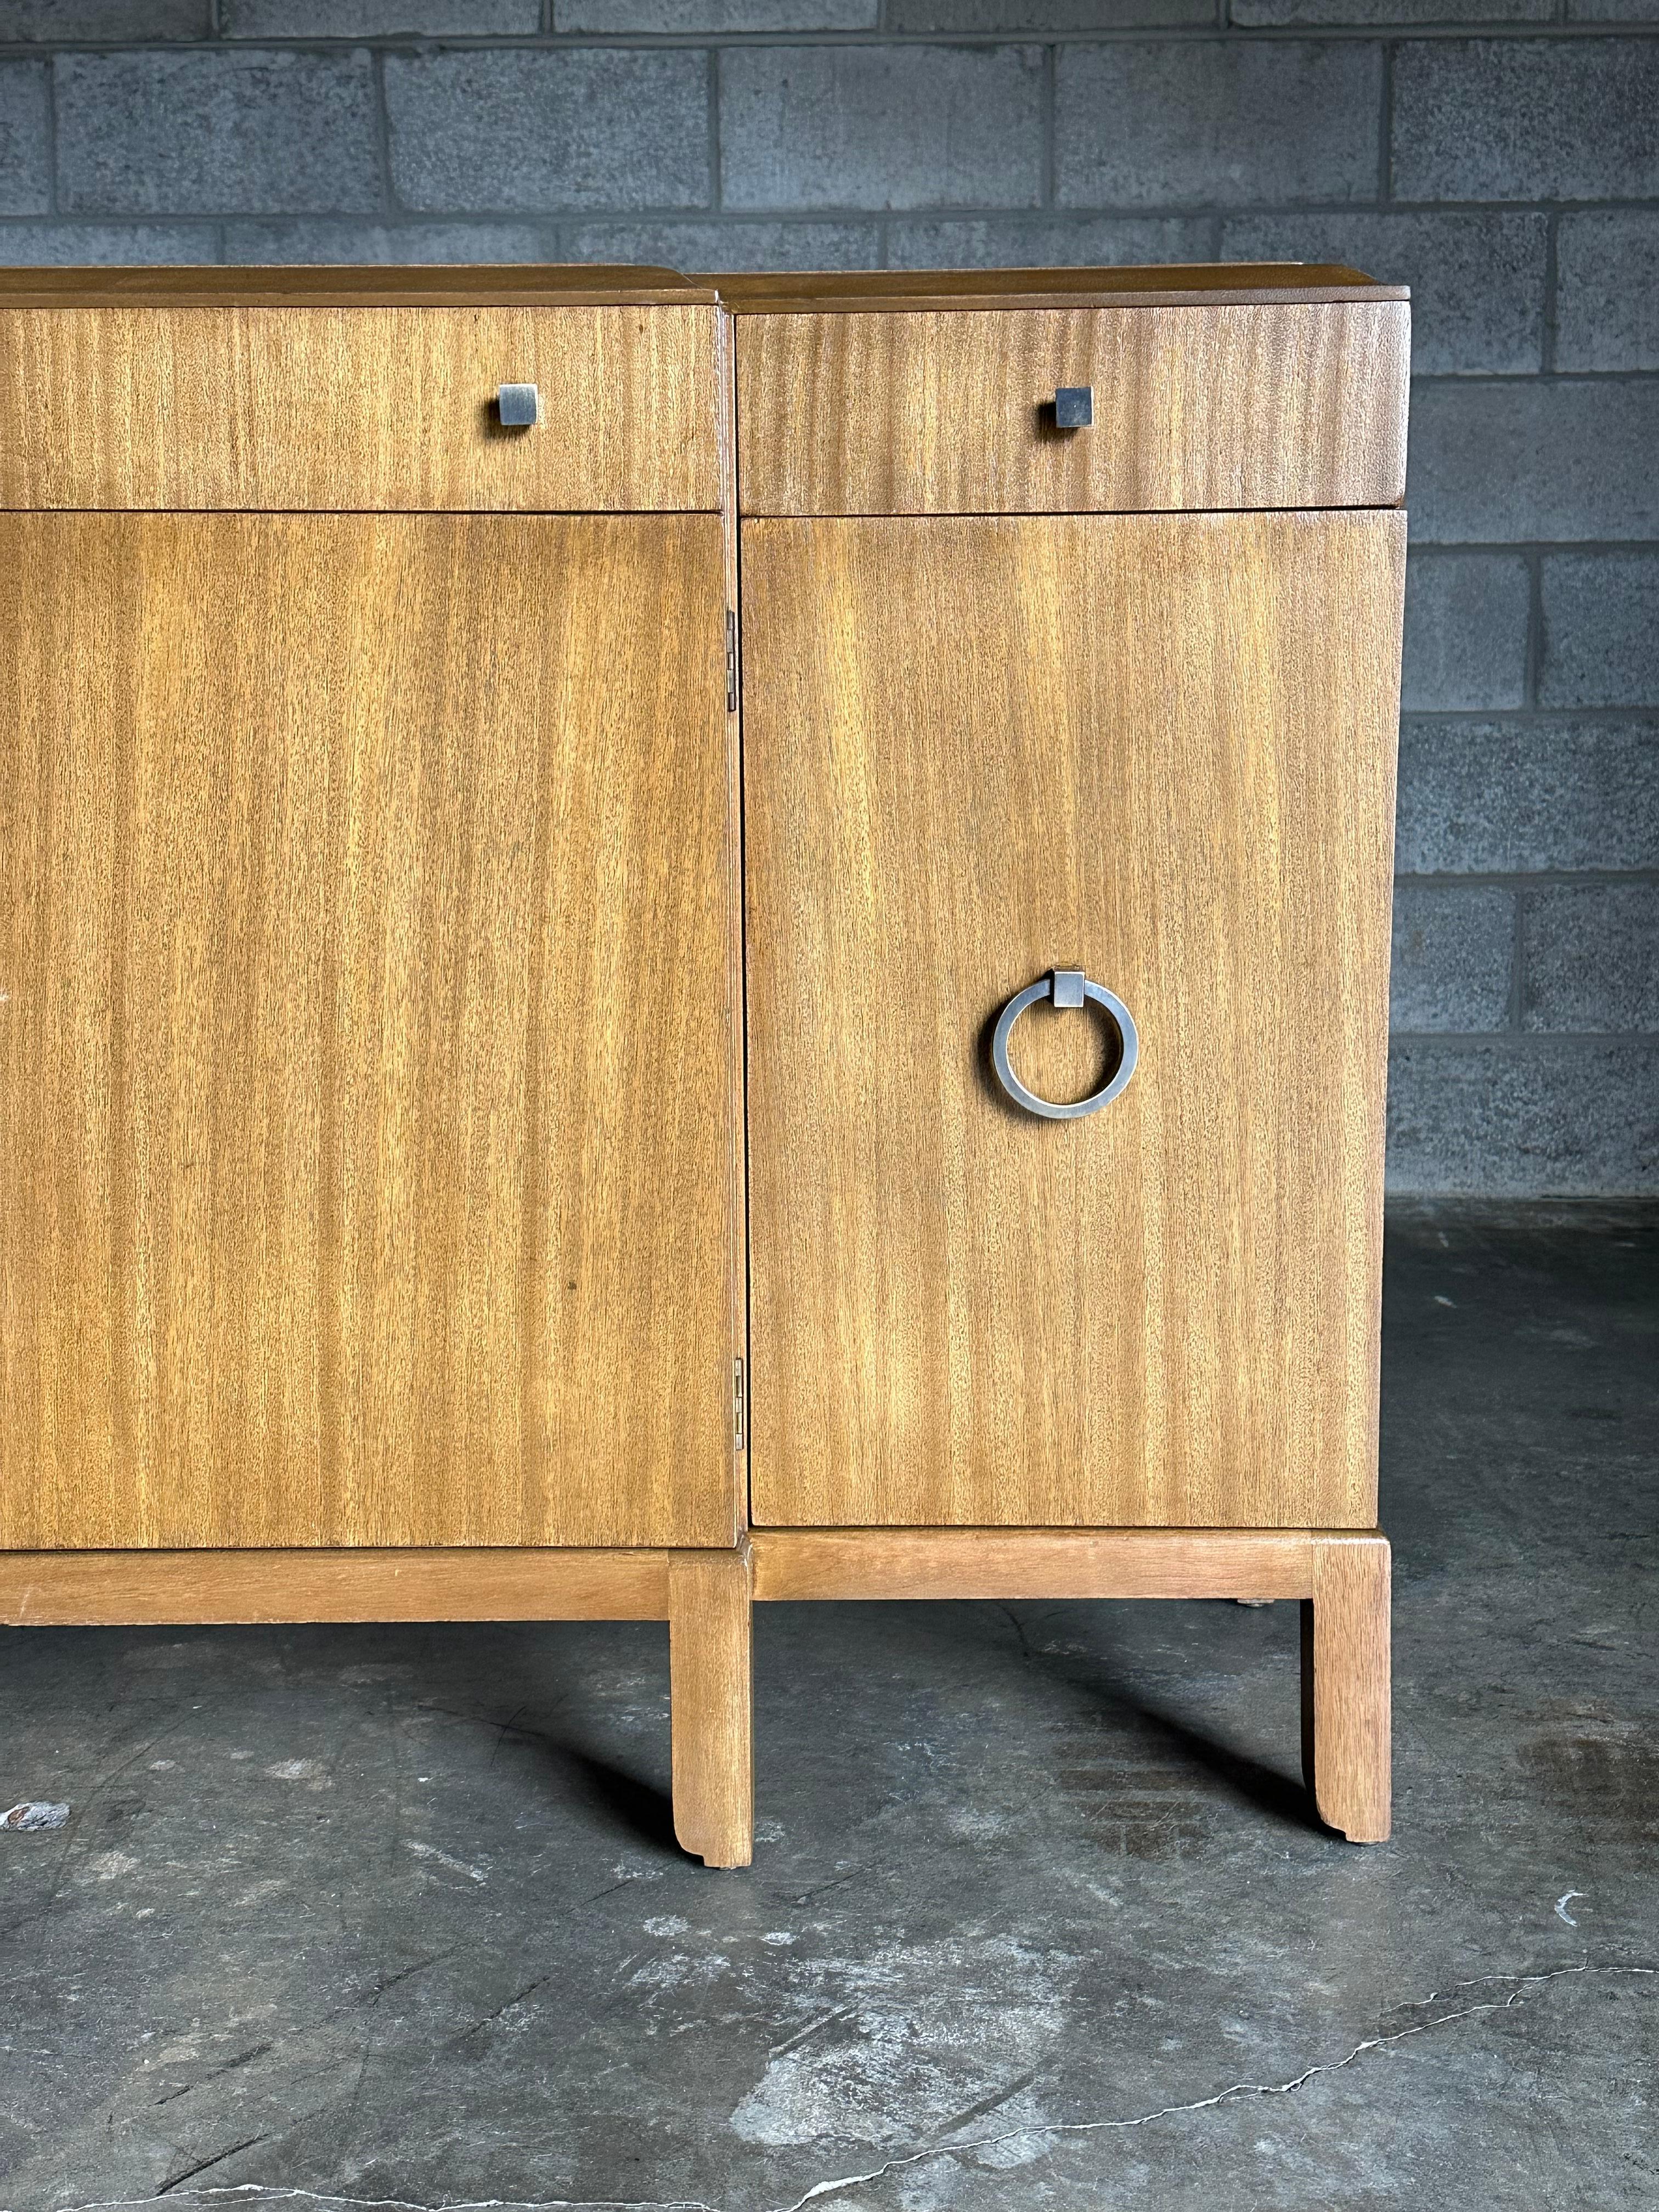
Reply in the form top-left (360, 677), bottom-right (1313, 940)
top-left (0, 1), bottom-right (1655, 1193)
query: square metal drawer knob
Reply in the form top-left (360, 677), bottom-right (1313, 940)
top-left (497, 382), bottom-right (540, 428)
top-left (1054, 386), bottom-right (1093, 431)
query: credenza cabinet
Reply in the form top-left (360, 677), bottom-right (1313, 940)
top-left (0, 263), bottom-right (1408, 1865)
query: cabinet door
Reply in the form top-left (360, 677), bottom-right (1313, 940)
top-left (744, 512), bottom-right (1402, 1531)
top-left (0, 513), bottom-right (738, 1549)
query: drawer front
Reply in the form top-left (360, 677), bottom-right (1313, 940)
top-left (736, 301), bottom-right (1408, 516)
top-left (0, 306), bottom-right (721, 512)
top-left (744, 511), bottom-right (1403, 1531)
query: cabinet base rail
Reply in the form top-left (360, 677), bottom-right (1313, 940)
top-left (0, 1526), bottom-right (1387, 1866)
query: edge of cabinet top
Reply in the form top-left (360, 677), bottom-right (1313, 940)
top-left (698, 263), bottom-right (1409, 313)
top-left (0, 263), bottom-right (717, 308)
top-left (0, 260), bottom-right (1401, 315)
top-left (0, 260), bottom-right (1401, 313)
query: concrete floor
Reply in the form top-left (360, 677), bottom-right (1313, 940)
top-left (1, 1202), bottom-right (1655, 2212)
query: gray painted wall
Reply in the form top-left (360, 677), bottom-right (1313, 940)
top-left (0, 0), bottom-right (1655, 1193)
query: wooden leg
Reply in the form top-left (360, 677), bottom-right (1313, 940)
top-left (1301, 1533), bottom-right (1391, 1843)
top-left (669, 1541), bottom-right (753, 1868)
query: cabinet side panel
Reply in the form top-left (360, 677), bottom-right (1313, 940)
top-left (0, 514), bottom-right (737, 1547)
top-left (743, 513), bottom-right (1401, 1530)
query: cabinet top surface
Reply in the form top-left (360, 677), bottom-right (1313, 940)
top-left (0, 261), bottom-right (1404, 312)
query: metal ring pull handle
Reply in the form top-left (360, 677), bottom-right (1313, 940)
top-left (990, 968), bottom-right (1139, 1121)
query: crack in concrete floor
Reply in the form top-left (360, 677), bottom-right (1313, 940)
top-left (42, 1959), bottom-right (1656, 2212)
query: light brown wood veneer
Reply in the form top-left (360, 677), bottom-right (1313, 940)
top-left (0, 1548), bottom-right (673, 1623)
top-left (670, 1541), bottom-right (755, 1867)
top-left (743, 510), bottom-right (1403, 1533)
top-left (735, 301), bottom-right (1408, 515)
top-left (751, 1527), bottom-right (1316, 1602)
top-left (0, 512), bottom-right (739, 1549)
top-left (1303, 1532), bottom-right (1392, 1842)
top-left (0, 305), bottom-right (722, 511)
top-left (703, 263), bottom-right (1404, 312)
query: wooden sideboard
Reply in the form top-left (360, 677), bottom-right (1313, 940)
top-left (0, 262), bottom-right (1408, 1865)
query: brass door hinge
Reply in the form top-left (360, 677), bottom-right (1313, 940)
top-left (733, 1356), bottom-right (746, 1451)
top-left (725, 609), bottom-right (738, 715)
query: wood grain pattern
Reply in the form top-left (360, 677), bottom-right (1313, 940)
top-left (735, 302), bottom-right (1408, 515)
top-left (752, 1528), bottom-right (1316, 1602)
top-left (670, 1542), bottom-right (754, 1867)
top-left (0, 512), bottom-right (738, 1549)
top-left (707, 264), bottom-right (1406, 313)
top-left (0, 267), bottom-right (709, 307)
top-left (0, 306), bottom-right (721, 511)
top-left (744, 513), bottom-right (1403, 1532)
top-left (0, 1548), bottom-right (672, 1623)
top-left (1303, 1533), bottom-right (1391, 1842)
top-left (716, 306), bottom-right (751, 1498)
top-left (0, 264), bottom-right (1397, 314)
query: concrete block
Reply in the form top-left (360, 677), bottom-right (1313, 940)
top-left (385, 49), bottom-right (709, 214)
top-left (565, 219), bottom-right (881, 272)
top-left (1402, 552), bottom-right (1530, 712)
top-left (1540, 555), bottom-right (1659, 711)
top-left (721, 44), bottom-right (1044, 212)
top-left (0, 219), bottom-right (210, 260)
top-left (888, 215), bottom-right (1216, 269)
top-left (56, 50), bottom-right (380, 216)
top-left (0, 61), bottom-right (48, 218)
top-left (889, 0), bottom-right (1208, 26)
top-left (1392, 38), bottom-right (1659, 202)
top-left (1386, 1040), bottom-right (1659, 1193)
top-left (1234, 0), bottom-right (1547, 20)
top-left (223, 220), bottom-right (558, 264)
top-left (1556, 213), bottom-right (1659, 372)
top-left (0, 0), bottom-right (206, 29)
top-left (225, 0), bottom-right (538, 29)
top-left (1221, 211), bottom-right (1545, 375)
top-left (1395, 718), bottom-right (1659, 875)
top-left (558, 0), bottom-right (875, 24)
top-left (1524, 884), bottom-right (1659, 1034)
top-left (1390, 884), bottom-right (1515, 1033)
top-left (1056, 41), bottom-right (1381, 209)
top-left (566, 221), bottom-right (884, 276)
top-left (1408, 381), bottom-right (1659, 545)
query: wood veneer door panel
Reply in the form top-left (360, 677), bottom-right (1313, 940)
top-left (0, 307), bottom-right (721, 512)
top-left (744, 512), bottom-right (1402, 1531)
top-left (0, 513), bottom-right (738, 1549)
